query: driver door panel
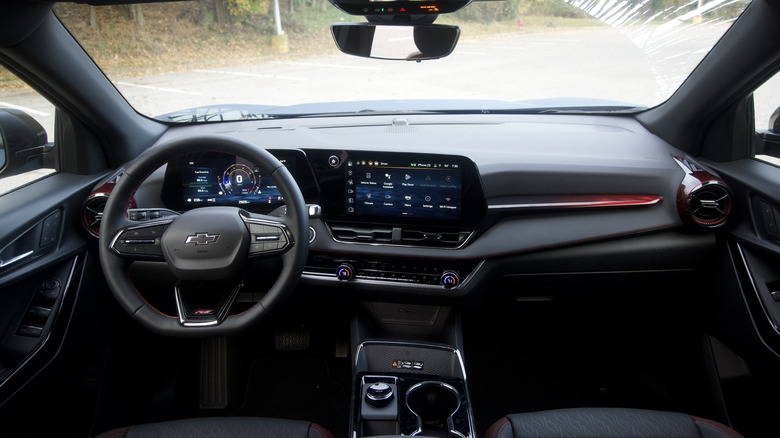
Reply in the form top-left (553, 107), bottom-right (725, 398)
top-left (0, 172), bottom-right (102, 405)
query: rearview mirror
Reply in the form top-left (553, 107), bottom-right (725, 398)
top-left (329, 0), bottom-right (471, 16)
top-left (332, 23), bottom-right (460, 61)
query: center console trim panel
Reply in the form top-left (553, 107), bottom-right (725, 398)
top-left (353, 340), bottom-right (475, 438)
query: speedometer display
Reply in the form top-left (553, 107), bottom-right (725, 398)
top-left (220, 164), bottom-right (258, 195)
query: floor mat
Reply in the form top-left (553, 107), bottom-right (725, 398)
top-left (237, 358), bottom-right (349, 437)
top-left (463, 285), bottom-right (719, 436)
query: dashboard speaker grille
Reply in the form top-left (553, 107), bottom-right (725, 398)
top-left (82, 194), bottom-right (107, 237)
top-left (687, 182), bottom-right (732, 228)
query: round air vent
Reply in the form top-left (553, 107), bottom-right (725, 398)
top-left (82, 194), bottom-right (108, 237)
top-left (685, 181), bottom-right (732, 229)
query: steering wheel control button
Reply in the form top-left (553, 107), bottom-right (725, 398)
top-left (247, 222), bottom-right (289, 255)
top-left (128, 208), bottom-right (178, 222)
top-left (113, 224), bottom-right (168, 258)
top-left (441, 271), bottom-right (460, 289)
top-left (337, 263), bottom-right (355, 281)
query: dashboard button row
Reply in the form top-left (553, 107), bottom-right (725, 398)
top-left (357, 269), bottom-right (443, 285)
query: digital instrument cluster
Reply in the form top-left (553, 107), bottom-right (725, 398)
top-left (161, 150), bottom-right (316, 213)
top-left (183, 159), bottom-right (284, 208)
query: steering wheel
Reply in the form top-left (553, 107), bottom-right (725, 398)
top-left (98, 135), bottom-right (309, 336)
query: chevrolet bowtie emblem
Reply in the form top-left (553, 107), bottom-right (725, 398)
top-left (184, 233), bottom-right (220, 245)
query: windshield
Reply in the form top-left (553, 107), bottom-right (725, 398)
top-left (49, 0), bottom-right (749, 121)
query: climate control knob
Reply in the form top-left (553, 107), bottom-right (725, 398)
top-left (441, 271), bottom-right (460, 289)
top-left (336, 263), bottom-right (355, 281)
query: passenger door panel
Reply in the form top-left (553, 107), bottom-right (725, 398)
top-left (706, 158), bottom-right (780, 355)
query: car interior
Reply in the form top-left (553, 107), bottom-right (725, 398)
top-left (0, 0), bottom-right (779, 437)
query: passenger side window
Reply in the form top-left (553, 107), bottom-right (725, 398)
top-left (0, 65), bottom-right (58, 196)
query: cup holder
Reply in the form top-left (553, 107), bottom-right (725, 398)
top-left (405, 381), bottom-right (464, 438)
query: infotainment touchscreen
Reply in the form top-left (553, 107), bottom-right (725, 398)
top-left (346, 157), bottom-right (462, 220)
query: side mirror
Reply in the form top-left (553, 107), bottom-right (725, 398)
top-left (770, 105), bottom-right (780, 133)
top-left (332, 23), bottom-right (460, 61)
top-left (0, 109), bottom-right (49, 177)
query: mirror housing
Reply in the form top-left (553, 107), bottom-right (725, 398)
top-left (329, 0), bottom-right (471, 17)
top-left (0, 109), bottom-right (49, 177)
top-left (770, 105), bottom-right (780, 133)
top-left (332, 23), bottom-right (460, 61)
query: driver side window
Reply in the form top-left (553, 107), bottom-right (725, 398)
top-left (0, 65), bottom-right (58, 196)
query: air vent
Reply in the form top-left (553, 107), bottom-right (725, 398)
top-left (82, 194), bottom-right (108, 237)
top-left (674, 156), bottom-right (733, 229)
top-left (685, 182), bottom-right (732, 229)
top-left (329, 223), bottom-right (471, 248)
top-left (330, 225), bottom-right (393, 243)
top-left (400, 229), bottom-right (468, 246)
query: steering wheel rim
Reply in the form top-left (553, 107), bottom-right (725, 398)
top-left (98, 134), bottom-right (309, 337)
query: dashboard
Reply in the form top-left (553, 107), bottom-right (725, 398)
top-left (86, 113), bottom-right (731, 297)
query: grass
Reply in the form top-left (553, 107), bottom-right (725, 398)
top-left (0, 2), bottom-right (602, 89)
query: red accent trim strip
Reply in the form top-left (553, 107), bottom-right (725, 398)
top-left (488, 194), bottom-right (663, 211)
top-left (485, 417), bottom-right (511, 438)
top-left (693, 417), bottom-right (745, 438)
top-left (94, 426), bottom-right (131, 438)
top-left (310, 423), bottom-right (335, 438)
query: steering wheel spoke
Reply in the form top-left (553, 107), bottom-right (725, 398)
top-left (110, 217), bottom-right (176, 261)
top-left (241, 211), bottom-right (294, 257)
top-left (175, 280), bottom-right (242, 327)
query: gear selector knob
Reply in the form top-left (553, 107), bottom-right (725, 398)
top-left (365, 382), bottom-right (394, 407)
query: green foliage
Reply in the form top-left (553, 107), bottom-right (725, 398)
top-left (201, 10), bottom-right (214, 30)
top-left (222, 0), bottom-right (269, 24)
top-left (519, 0), bottom-right (587, 18)
top-left (451, 0), bottom-right (587, 23)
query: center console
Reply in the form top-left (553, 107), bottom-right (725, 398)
top-left (351, 305), bottom-right (475, 438)
top-left (354, 342), bottom-right (473, 438)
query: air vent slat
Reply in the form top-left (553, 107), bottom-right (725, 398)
top-left (689, 184), bottom-right (732, 227)
top-left (82, 195), bottom-right (108, 237)
top-left (674, 156), bottom-right (732, 230)
top-left (330, 223), bottom-right (471, 248)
